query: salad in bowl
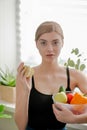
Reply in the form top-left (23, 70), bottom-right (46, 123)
top-left (52, 86), bottom-right (87, 115)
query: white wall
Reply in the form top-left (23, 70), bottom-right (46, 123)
top-left (0, 0), bottom-right (20, 71)
top-left (20, 0), bottom-right (87, 68)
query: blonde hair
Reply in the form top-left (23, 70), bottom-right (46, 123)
top-left (35, 21), bottom-right (64, 41)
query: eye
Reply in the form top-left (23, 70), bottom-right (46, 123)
top-left (40, 40), bottom-right (47, 46)
top-left (52, 40), bottom-right (60, 46)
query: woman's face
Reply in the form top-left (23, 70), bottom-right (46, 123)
top-left (36, 32), bottom-right (63, 63)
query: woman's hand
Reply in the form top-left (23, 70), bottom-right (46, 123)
top-left (52, 103), bottom-right (87, 124)
top-left (15, 62), bottom-right (34, 130)
top-left (16, 62), bottom-right (33, 92)
top-left (52, 103), bottom-right (76, 123)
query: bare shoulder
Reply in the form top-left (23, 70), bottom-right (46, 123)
top-left (69, 67), bottom-right (87, 92)
top-left (69, 67), bottom-right (87, 79)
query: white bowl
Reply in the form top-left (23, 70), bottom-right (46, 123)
top-left (52, 92), bottom-right (87, 115)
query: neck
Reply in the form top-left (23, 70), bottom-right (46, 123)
top-left (39, 61), bottom-right (60, 72)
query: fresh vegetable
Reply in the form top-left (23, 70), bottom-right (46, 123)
top-left (53, 85), bottom-right (67, 103)
top-left (70, 92), bottom-right (87, 104)
top-left (53, 91), bottom-right (67, 103)
top-left (59, 85), bottom-right (65, 92)
top-left (66, 92), bottom-right (74, 103)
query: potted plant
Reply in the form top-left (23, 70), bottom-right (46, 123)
top-left (64, 48), bottom-right (87, 71)
top-left (0, 104), bottom-right (12, 118)
top-left (0, 66), bottom-right (16, 104)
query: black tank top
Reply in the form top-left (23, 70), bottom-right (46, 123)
top-left (27, 67), bottom-right (71, 129)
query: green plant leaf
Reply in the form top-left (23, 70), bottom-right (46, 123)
top-left (74, 48), bottom-right (79, 55)
top-left (71, 48), bottom-right (79, 55)
top-left (0, 105), bottom-right (5, 113)
top-left (59, 85), bottom-right (65, 92)
top-left (80, 64), bottom-right (86, 71)
top-left (0, 66), bottom-right (16, 87)
top-left (0, 78), bottom-right (9, 86)
top-left (76, 59), bottom-right (80, 66)
top-left (68, 59), bottom-right (75, 67)
top-left (64, 48), bottom-right (86, 71)
top-left (0, 105), bottom-right (12, 118)
top-left (0, 113), bottom-right (12, 118)
top-left (77, 54), bottom-right (82, 57)
top-left (75, 64), bottom-right (79, 70)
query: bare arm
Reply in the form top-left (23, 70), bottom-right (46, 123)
top-left (14, 62), bottom-right (32, 130)
top-left (52, 69), bottom-right (87, 124)
top-left (76, 70), bottom-right (87, 94)
top-left (70, 69), bottom-right (87, 94)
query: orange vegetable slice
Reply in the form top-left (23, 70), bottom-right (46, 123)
top-left (70, 92), bottom-right (87, 104)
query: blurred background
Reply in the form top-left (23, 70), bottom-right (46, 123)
top-left (0, 0), bottom-right (87, 71)
top-left (0, 0), bottom-right (87, 130)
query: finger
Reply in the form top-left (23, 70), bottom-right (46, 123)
top-left (21, 66), bottom-right (28, 77)
top-left (52, 104), bottom-right (61, 119)
top-left (54, 103), bottom-right (63, 111)
top-left (17, 62), bottom-right (24, 73)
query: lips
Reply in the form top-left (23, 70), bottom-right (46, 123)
top-left (46, 54), bottom-right (54, 56)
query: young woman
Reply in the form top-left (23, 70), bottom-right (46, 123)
top-left (15, 21), bottom-right (87, 130)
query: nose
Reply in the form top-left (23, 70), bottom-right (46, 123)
top-left (47, 44), bottom-right (53, 52)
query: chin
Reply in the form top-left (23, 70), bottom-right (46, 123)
top-left (45, 58), bottom-right (56, 63)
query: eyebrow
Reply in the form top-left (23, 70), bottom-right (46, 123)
top-left (39, 39), bottom-right (59, 42)
top-left (52, 39), bottom-right (60, 42)
top-left (39, 39), bottom-right (47, 41)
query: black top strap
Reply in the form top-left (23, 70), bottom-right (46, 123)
top-left (32, 76), bottom-right (34, 88)
top-left (66, 67), bottom-right (71, 91)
